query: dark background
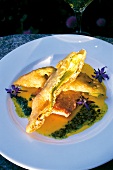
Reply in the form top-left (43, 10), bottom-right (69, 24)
top-left (0, 0), bottom-right (113, 37)
top-left (0, 0), bottom-right (113, 169)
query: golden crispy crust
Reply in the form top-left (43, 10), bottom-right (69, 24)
top-left (58, 72), bottom-right (106, 97)
top-left (14, 66), bottom-right (56, 88)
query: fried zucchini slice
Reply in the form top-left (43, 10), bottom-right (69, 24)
top-left (14, 66), bottom-right (56, 88)
top-left (58, 72), bottom-right (106, 97)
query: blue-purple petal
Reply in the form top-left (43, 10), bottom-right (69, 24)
top-left (77, 101), bottom-right (83, 105)
top-left (100, 66), bottom-right (107, 73)
top-left (5, 88), bottom-right (12, 93)
top-left (11, 84), bottom-right (16, 90)
top-left (84, 102), bottom-right (90, 110)
top-left (98, 76), bottom-right (103, 83)
top-left (103, 73), bottom-right (109, 80)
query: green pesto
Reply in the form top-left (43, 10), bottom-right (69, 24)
top-left (50, 104), bottom-right (107, 139)
top-left (12, 96), bottom-right (31, 117)
top-left (12, 96), bottom-right (107, 139)
top-left (28, 94), bottom-right (36, 101)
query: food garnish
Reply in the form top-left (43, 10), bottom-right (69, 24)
top-left (76, 96), bottom-right (90, 110)
top-left (92, 66), bottom-right (109, 83)
top-left (5, 85), bottom-right (22, 98)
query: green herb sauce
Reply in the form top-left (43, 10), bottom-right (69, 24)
top-left (12, 96), bottom-right (107, 139)
top-left (12, 96), bottom-right (31, 117)
top-left (50, 104), bottom-right (106, 139)
top-left (12, 63), bottom-right (108, 139)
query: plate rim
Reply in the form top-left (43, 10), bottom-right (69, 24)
top-left (0, 34), bottom-right (113, 170)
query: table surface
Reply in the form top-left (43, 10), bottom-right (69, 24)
top-left (0, 34), bottom-right (113, 170)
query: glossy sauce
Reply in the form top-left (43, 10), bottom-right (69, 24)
top-left (13, 63), bottom-right (108, 138)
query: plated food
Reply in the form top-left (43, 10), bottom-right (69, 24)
top-left (6, 49), bottom-right (109, 139)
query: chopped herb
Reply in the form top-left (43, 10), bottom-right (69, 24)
top-left (29, 94), bottom-right (36, 101)
top-left (50, 104), bottom-right (100, 139)
top-left (92, 66), bottom-right (109, 83)
top-left (15, 96), bottom-right (32, 116)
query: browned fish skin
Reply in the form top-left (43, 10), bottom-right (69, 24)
top-left (52, 91), bottom-right (82, 117)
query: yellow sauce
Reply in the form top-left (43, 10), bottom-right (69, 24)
top-left (37, 106), bottom-right (81, 135)
top-left (37, 93), bottom-right (107, 137)
top-left (12, 63), bottom-right (108, 138)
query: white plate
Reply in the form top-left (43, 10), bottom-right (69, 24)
top-left (0, 34), bottom-right (113, 170)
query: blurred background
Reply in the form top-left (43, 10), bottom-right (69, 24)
top-left (0, 0), bottom-right (113, 37)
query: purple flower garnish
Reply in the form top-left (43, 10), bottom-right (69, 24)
top-left (77, 96), bottom-right (90, 110)
top-left (92, 66), bottom-right (109, 83)
top-left (5, 85), bottom-right (22, 98)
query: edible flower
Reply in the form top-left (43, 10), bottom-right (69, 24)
top-left (76, 96), bottom-right (90, 110)
top-left (92, 66), bottom-right (109, 83)
top-left (5, 85), bottom-right (22, 98)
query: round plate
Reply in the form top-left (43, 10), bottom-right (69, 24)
top-left (0, 34), bottom-right (113, 170)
